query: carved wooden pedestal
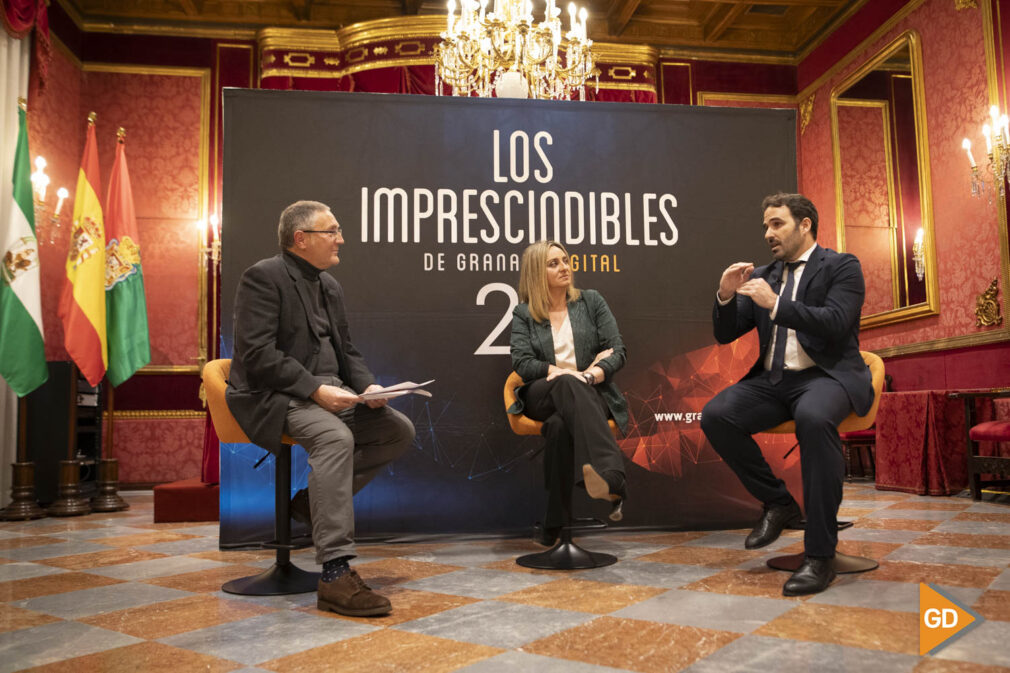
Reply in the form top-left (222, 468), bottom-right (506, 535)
top-left (0, 462), bottom-right (46, 521)
top-left (48, 460), bottom-right (91, 517)
top-left (90, 458), bottom-right (129, 512)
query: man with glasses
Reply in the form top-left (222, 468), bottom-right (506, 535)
top-left (227, 200), bottom-right (415, 617)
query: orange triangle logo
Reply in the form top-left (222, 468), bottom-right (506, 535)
top-left (920, 583), bottom-right (984, 655)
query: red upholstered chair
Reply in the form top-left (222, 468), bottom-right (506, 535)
top-left (504, 371), bottom-right (619, 570)
top-left (202, 359), bottom-right (319, 595)
top-left (950, 389), bottom-right (1010, 500)
top-left (762, 351), bottom-right (886, 575)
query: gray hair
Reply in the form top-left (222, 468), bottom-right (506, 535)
top-left (278, 200), bottom-right (330, 249)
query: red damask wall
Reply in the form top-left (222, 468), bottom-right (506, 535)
top-left (798, 0), bottom-right (1004, 352)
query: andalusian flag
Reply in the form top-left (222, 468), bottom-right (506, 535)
top-left (58, 112), bottom-right (106, 386)
top-left (105, 128), bottom-right (150, 386)
top-left (0, 99), bottom-right (47, 396)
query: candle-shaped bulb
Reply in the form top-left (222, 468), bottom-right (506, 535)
top-left (963, 138), bottom-right (977, 167)
top-left (568, 2), bottom-right (577, 31)
top-left (578, 6), bottom-right (587, 39)
top-left (30, 156), bottom-right (49, 202)
top-left (55, 187), bottom-right (69, 216)
top-left (447, 0), bottom-right (456, 32)
top-left (210, 214), bottom-right (220, 242)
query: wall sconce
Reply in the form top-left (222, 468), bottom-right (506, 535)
top-left (912, 227), bottom-right (925, 281)
top-left (963, 105), bottom-right (1009, 199)
top-left (29, 155), bottom-right (71, 242)
top-left (198, 214), bottom-right (220, 266)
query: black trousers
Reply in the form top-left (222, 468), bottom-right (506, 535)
top-left (521, 375), bottom-right (624, 528)
top-left (700, 368), bottom-right (852, 557)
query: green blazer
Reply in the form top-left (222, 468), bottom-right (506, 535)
top-left (509, 288), bottom-right (629, 433)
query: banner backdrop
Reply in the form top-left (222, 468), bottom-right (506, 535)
top-left (220, 89), bottom-right (800, 546)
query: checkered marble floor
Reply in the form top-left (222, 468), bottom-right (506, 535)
top-left (1, 485), bottom-right (1009, 673)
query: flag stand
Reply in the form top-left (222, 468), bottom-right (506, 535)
top-left (91, 385), bottom-right (128, 512)
top-left (0, 399), bottom-right (46, 521)
top-left (48, 365), bottom-right (90, 517)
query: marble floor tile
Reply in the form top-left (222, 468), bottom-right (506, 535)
top-left (609, 531), bottom-right (711, 546)
top-left (158, 610), bottom-right (376, 666)
top-left (143, 565), bottom-right (269, 593)
top-left (80, 593), bottom-right (279, 639)
top-left (0, 541), bottom-right (113, 562)
top-left (559, 539), bottom-right (668, 560)
top-left (836, 499), bottom-right (897, 510)
top-left (933, 520), bottom-right (1010, 536)
top-left (401, 567), bottom-right (555, 599)
top-left (971, 589), bottom-right (1010, 622)
top-left (964, 503), bottom-right (1010, 514)
top-left (299, 586), bottom-right (478, 627)
top-left (935, 621), bottom-right (1010, 667)
top-left (856, 518), bottom-right (942, 532)
top-left (135, 537), bottom-right (221, 555)
top-left (14, 582), bottom-right (193, 619)
top-left (395, 600), bottom-right (594, 649)
top-left (613, 589), bottom-right (796, 634)
top-left (755, 603), bottom-right (919, 655)
top-left (498, 578), bottom-right (666, 614)
top-left (402, 542), bottom-right (548, 567)
top-left (867, 561), bottom-right (1002, 588)
top-left (84, 556), bottom-right (228, 580)
top-left (0, 620), bottom-right (142, 673)
top-left (479, 557), bottom-right (590, 576)
top-left (679, 634), bottom-right (919, 673)
top-left (0, 520), bottom-right (105, 534)
top-left (16, 640), bottom-right (241, 673)
top-left (886, 544), bottom-right (1010, 567)
top-left (989, 569), bottom-right (1010, 590)
top-left (679, 566), bottom-right (809, 600)
top-left (681, 532), bottom-right (795, 552)
top-left (0, 602), bottom-right (61, 634)
top-left (574, 559), bottom-right (721, 589)
top-left (0, 535), bottom-right (67, 550)
top-left (912, 660), bottom-right (1010, 673)
top-left (168, 524), bottom-right (221, 537)
top-left (884, 501), bottom-right (973, 511)
top-left (953, 512), bottom-right (1010, 525)
top-left (836, 527), bottom-right (925, 543)
top-left (0, 562), bottom-right (66, 582)
top-left (260, 627), bottom-right (502, 673)
top-left (38, 548), bottom-right (169, 570)
top-left (865, 510), bottom-right (962, 521)
top-left (456, 650), bottom-right (634, 672)
top-left (354, 541), bottom-right (455, 558)
top-left (0, 571), bottom-right (123, 602)
top-left (523, 615), bottom-right (740, 673)
top-left (186, 550), bottom-right (276, 564)
top-left (53, 526), bottom-right (156, 541)
top-left (914, 532), bottom-right (1010, 550)
top-left (206, 588), bottom-right (320, 610)
top-left (637, 545), bottom-right (763, 569)
top-left (807, 578), bottom-right (982, 613)
top-left (353, 557), bottom-right (464, 586)
top-left (837, 507), bottom-right (877, 518)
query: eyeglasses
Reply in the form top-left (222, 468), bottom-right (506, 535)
top-left (300, 227), bottom-right (343, 237)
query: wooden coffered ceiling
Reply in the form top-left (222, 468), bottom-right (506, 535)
top-left (57, 0), bottom-right (866, 61)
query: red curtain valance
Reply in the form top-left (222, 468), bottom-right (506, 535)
top-left (2, 0), bottom-right (51, 81)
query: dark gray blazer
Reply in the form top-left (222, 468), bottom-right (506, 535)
top-left (226, 253), bottom-right (375, 451)
top-left (713, 244), bottom-right (873, 416)
top-left (509, 289), bottom-right (629, 433)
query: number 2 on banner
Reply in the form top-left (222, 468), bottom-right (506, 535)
top-left (474, 283), bottom-right (518, 355)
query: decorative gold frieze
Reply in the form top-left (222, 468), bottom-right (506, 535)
top-left (324, 57), bottom-right (341, 66)
top-left (346, 47), bottom-right (369, 63)
top-left (283, 52), bottom-right (316, 67)
top-left (955, 0), bottom-right (978, 10)
top-left (373, 47), bottom-right (388, 56)
top-left (976, 278), bottom-right (1002, 327)
top-left (395, 41), bottom-right (425, 56)
top-left (607, 66), bottom-right (637, 81)
top-left (103, 410), bottom-right (207, 421)
top-left (799, 94), bottom-right (815, 134)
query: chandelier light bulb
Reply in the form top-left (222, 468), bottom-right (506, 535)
top-left (54, 187), bottom-right (69, 216)
top-left (30, 155), bottom-right (49, 202)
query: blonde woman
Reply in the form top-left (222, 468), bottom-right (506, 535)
top-left (509, 240), bottom-right (629, 543)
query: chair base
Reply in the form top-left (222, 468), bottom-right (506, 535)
top-left (766, 552), bottom-right (878, 574)
top-left (517, 541), bottom-right (617, 570)
top-left (222, 560), bottom-right (320, 596)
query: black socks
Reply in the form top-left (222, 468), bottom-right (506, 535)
top-left (321, 555), bottom-right (352, 583)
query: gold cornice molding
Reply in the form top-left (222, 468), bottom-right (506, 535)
top-left (657, 46), bottom-right (794, 66)
top-left (55, 0), bottom-right (256, 40)
top-left (338, 15), bottom-right (447, 50)
top-left (258, 27), bottom-right (342, 53)
top-left (103, 410), bottom-right (206, 421)
top-left (696, 91), bottom-right (797, 106)
top-left (594, 81), bottom-right (656, 93)
top-left (592, 42), bottom-right (658, 67)
top-left (955, 0), bottom-right (979, 10)
top-left (871, 326), bottom-right (1010, 359)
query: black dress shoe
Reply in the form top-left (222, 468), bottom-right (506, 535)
top-left (583, 465), bottom-right (627, 522)
top-left (745, 500), bottom-right (802, 549)
top-left (782, 556), bottom-right (836, 596)
top-left (291, 488), bottom-right (312, 526)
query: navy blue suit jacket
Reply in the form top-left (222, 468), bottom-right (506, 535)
top-left (713, 244), bottom-right (873, 416)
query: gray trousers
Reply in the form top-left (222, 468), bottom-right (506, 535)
top-left (285, 398), bottom-right (415, 564)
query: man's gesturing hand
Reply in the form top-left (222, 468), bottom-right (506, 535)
top-left (718, 262), bottom-right (755, 302)
top-left (737, 278), bottom-right (778, 309)
top-left (311, 385), bottom-right (361, 413)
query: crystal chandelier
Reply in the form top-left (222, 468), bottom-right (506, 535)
top-left (434, 0), bottom-right (599, 100)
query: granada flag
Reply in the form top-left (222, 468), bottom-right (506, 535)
top-left (104, 128), bottom-right (150, 386)
top-left (0, 98), bottom-right (47, 396)
top-left (58, 112), bottom-right (107, 385)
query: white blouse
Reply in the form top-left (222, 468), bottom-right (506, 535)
top-left (552, 313), bottom-right (578, 371)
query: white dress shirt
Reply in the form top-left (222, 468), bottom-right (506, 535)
top-left (552, 313), bottom-right (578, 371)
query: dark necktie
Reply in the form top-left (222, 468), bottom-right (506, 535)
top-left (769, 260), bottom-right (805, 385)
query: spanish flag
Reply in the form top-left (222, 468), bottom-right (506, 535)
top-left (58, 112), bottom-right (107, 386)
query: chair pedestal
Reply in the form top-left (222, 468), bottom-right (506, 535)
top-left (221, 444), bottom-right (320, 596)
top-left (766, 552), bottom-right (878, 574)
top-left (517, 526), bottom-right (617, 570)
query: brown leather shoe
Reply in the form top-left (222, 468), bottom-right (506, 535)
top-left (317, 569), bottom-right (391, 617)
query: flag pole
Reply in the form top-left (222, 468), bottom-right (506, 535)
top-left (92, 378), bottom-right (127, 511)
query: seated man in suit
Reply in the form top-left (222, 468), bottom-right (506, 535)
top-left (227, 200), bottom-right (415, 617)
top-left (700, 192), bottom-right (872, 596)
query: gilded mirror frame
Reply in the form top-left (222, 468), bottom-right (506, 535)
top-left (830, 30), bottom-right (939, 329)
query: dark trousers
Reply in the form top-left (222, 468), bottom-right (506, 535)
top-left (700, 369), bottom-right (852, 557)
top-left (521, 375), bottom-right (624, 528)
